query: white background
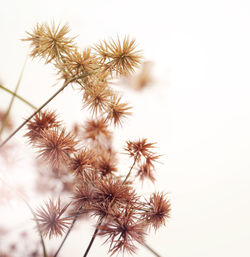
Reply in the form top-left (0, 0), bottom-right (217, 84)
top-left (1, 0), bottom-right (250, 256)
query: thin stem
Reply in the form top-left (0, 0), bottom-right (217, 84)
top-left (0, 73), bottom-right (89, 148)
top-left (0, 178), bottom-right (47, 257)
top-left (83, 218), bottom-right (103, 257)
top-left (122, 153), bottom-right (139, 185)
top-left (53, 214), bottom-right (78, 257)
top-left (26, 201), bottom-right (48, 257)
top-left (0, 55), bottom-right (28, 137)
top-left (143, 242), bottom-right (162, 257)
top-left (0, 85), bottom-right (36, 110)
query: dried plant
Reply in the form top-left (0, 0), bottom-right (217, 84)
top-left (0, 22), bottom-right (170, 257)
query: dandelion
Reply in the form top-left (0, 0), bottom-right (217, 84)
top-left (35, 198), bottom-right (71, 239)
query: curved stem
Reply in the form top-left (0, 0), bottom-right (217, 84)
top-left (0, 85), bottom-right (36, 110)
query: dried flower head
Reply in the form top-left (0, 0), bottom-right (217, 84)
top-left (83, 118), bottom-right (112, 142)
top-left (105, 95), bottom-right (131, 126)
top-left (98, 208), bottom-right (146, 255)
top-left (35, 198), bottom-right (70, 238)
top-left (136, 163), bottom-right (155, 183)
top-left (95, 178), bottom-right (136, 207)
top-left (72, 181), bottom-right (96, 211)
top-left (125, 138), bottom-right (155, 161)
top-left (35, 128), bottom-right (77, 169)
top-left (136, 154), bottom-right (160, 183)
top-left (82, 81), bottom-right (113, 115)
top-left (56, 48), bottom-right (99, 78)
top-left (23, 22), bottom-right (75, 63)
top-left (129, 61), bottom-right (153, 90)
top-left (95, 36), bottom-right (142, 76)
top-left (25, 110), bottom-right (61, 143)
top-left (70, 148), bottom-right (96, 175)
top-left (145, 192), bottom-right (171, 230)
top-left (96, 152), bottom-right (117, 176)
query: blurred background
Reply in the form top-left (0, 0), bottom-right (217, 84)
top-left (1, 0), bottom-right (250, 256)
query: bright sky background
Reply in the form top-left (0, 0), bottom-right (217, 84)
top-left (1, 0), bottom-right (250, 256)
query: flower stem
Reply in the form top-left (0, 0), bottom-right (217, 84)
top-left (143, 242), bottom-right (162, 257)
top-left (53, 214), bottom-right (78, 257)
top-left (0, 73), bottom-right (89, 148)
top-left (0, 178), bottom-right (47, 257)
top-left (0, 55), bottom-right (28, 138)
top-left (122, 153), bottom-right (138, 185)
top-left (82, 218), bottom-right (103, 257)
top-left (0, 85), bottom-right (36, 110)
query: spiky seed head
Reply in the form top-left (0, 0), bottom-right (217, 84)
top-left (104, 95), bottom-right (132, 126)
top-left (35, 198), bottom-right (71, 239)
top-left (35, 128), bottom-right (77, 169)
top-left (95, 36), bottom-right (143, 76)
top-left (22, 22), bottom-right (76, 63)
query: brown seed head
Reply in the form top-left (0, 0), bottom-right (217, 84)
top-left (83, 118), bottom-right (112, 142)
top-left (57, 48), bottom-right (99, 79)
top-left (82, 81), bottom-right (113, 115)
top-left (136, 163), bottom-right (156, 183)
top-left (145, 192), bottom-right (171, 230)
top-left (95, 36), bottom-right (142, 76)
top-left (125, 138), bottom-right (155, 161)
top-left (98, 207), bottom-right (146, 255)
top-left (35, 128), bottom-right (77, 169)
top-left (25, 110), bottom-right (61, 143)
top-left (35, 198), bottom-right (71, 239)
top-left (96, 152), bottom-right (117, 176)
top-left (22, 22), bottom-right (76, 63)
top-left (95, 178), bottom-right (136, 207)
top-left (105, 95), bottom-right (132, 126)
top-left (70, 149), bottom-right (96, 175)
top-left (72, 181), bottom-right (96, 211)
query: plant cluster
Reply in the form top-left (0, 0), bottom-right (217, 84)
top-left (0, 22), bottom-right (170, 257)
